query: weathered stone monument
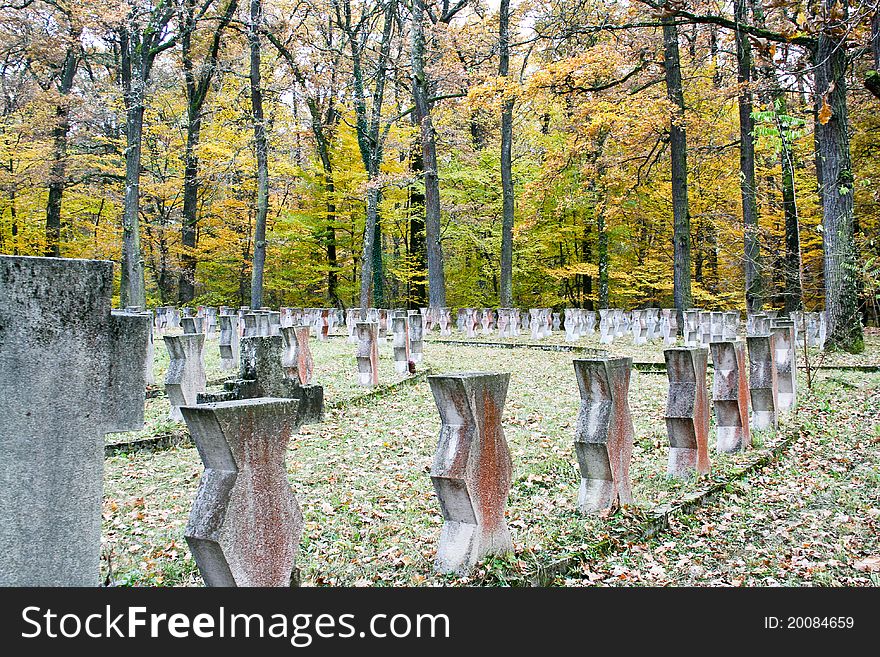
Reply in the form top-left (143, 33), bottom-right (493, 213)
top-left (771, 320), bottom-right (797, 412)
top-left (183, 398), bottom-right (303, 586)
top-left (0, 255), bottom-right (149, 585)
top-left (700, 311), bottom-right (713, 346)
top-left (319, 309), bottom-right (330, 341)
top-left (201, 334), bottom-right (323, 425)
top-left (347, 308), bottom-right (361, 343)
top-left (584, 309), bottom-right (596, 335)
top-left (118, 308), bottom-right (155, 385)
top-left (480, 308), bottom-right (493, 335)
top-left (428, 372), bottom-right (513, 575)
top-left (164, 333), bottom-right (207, 422)
top-left (281, 326), bottom-right (314, 385)
top-left (268, 310), bottom-right (282, 336)
top-left (391, 312), bottom-right (410, 374)
top-left (710, 311), bottom-right (725, 342)
top-left (599, 309), bottom-right (614, 344)
top-left (747, 334), bottom-right (778, 431)
top-left (529, 308), bottom-right (541, 340)
top-left (465, 308), bottom-right (478, 338)
top-left (439, 307), bottom-right (452, 336)
top-left (709, 340), bottom-right (751, 452)
top-left (645, 308), bottom-right (660, 341)
top-left (356, 321), bottom-right (379, 386)
top-left (683, 309), bottom-right (700, 347)
top-left (243, 312), bottom-right (258, 337)
top-left (204, 307), bottom-right (219, 339)
top-left (181, 315), bottom-right (205, 334)
top-left (631, 309), bottom-right (647, 345)
top-left (564, 308), bottom-right (578, 342)
top-left (572, 358), bottom-right (634, 514)
top-left (723, 311), bottom-right (739, 340)
top-left (219, 314), bottom-right (241, 371)
top-left (497, 307), bottom-right (511, 338)
top-left (408, 310), bottom-right (424, 363)
top-left (664, 347), bottom-right (710, 478)
top-left (257, 311), bottom-right (271, 337)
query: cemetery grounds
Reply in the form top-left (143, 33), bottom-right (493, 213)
top-left (103, 329), bottom-right (880, 587)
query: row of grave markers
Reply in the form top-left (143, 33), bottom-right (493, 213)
top-left (151, 302), bottom-right (828, 353)
top-left (0, 254), bottom-right (810, 586)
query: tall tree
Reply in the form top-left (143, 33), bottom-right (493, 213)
top-left (410, 0), bottom-right (468, 308)
top-left (662, 12), bottom-right (691, 328)
top-left (117, 0), bottom-right (177, 308)
top-left (44, 6), bottom-right (82, 258)
top-left (248, 0), bottom-right (269, 308)
top-left (866, 9), bottom-right (879, 99)
top-left (734, 0), bottom-right (762, 312)
top-left (177, 0), bottom-right (237, 303)
top-left (265, 19), bottom-right (343, 306)
top-left (334, 0), bottom-right (399, 313)
top-left (498, 0), bottom-right (514, 307)
top-left (815, 0), bottom-right (863, 351)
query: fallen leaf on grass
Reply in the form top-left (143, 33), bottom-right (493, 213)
top-left (853, 556), bottom-right (880, 572)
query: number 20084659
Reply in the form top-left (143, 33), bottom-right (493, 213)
top-left (764, 617), bottom-right (854, 629)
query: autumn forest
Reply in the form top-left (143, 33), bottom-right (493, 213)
top-left (1, 0), bottom-right (878, 352)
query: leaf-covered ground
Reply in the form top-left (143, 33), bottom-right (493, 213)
top-left (559, 368), bottom-right (880, 586)
top-left (100, 327), bottom-right (880, 586)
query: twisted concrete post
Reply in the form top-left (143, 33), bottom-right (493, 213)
top-left (747, 334), bottom-right (778, 431)
top-left (664, 347), bottom-right (710, 479)
top-left (183, 398), bottom-right (302, 586)
top-left (164, 333), bottom-right (207, 422)
top-left (709, 340), bottom-right (750, 452)
top-left (356, 321), bottom-right (379, 386)
top-left (573, 358), bottom-right (634, 513)
top-left (429, 372), bottom-right (513, 574)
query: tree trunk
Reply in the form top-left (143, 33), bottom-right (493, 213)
top-left (597, 205), bottom-right (609, 308)
top-left (178, 0), bottom-right (236, 303)
top-left (347, 0), bottom-right (397, 316)
top-left (815, 2), bottom-right (863, 351)
top-left (499, 0), bottom-right (514, 307)
top-left (121, 93), bottom-right (146, 308)
top-left (735, 0), bottom-right (762, 312)
top-left (372, 209), bottom-right (384, 307)
top-left (179, 117), bottom-right (200, 303)
top-left (865, 11), bottom-right (879, 99)
top-left (45, 47), bottom-right (78, 257)
top-left (411, 0), bottom-right (446, 308)
top-left (409, 144), bottom-right (427, 307)
top-left (249, 0), bottom-right (269, 309)
top-left (663, 16), bottom-right (692, 330)
top-left (359, 186), bottom-right (381, 312)
top-left (325, 178), bottom-right (339, 305)
top-left (779, 110), bottom-right (803, 314)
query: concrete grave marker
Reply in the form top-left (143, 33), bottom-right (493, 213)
top-left (219, 314), bottom-right (241, 371)
top-left (183, 398), bottom-right (303, 586)
top-left (747, 334), bottom-right (778, 431)
top-left (0, 255), bottom-right (149, 585)
top-left (281, 326), bottom-right (314, 386)
top-left (710, 340), bottom-right (751, 452)
top-left (202, 334), bottom-right (323, 424)
top-left (572, 358), bottom-right (634, 514)
top-left (429, 372), bottom-right (513, 575)
top-left (664, 347), bottom-right (710, 479)
top-left (771, 321), bottom-right (797, 412)
top-left (408, 310), bottom-right (424, 363)
top-left (356, 321), bottom-right (379, 386)
top-left (164, 333), bottom-right (207, 421)
top-left (392, 312), bottom-right (411, 374)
